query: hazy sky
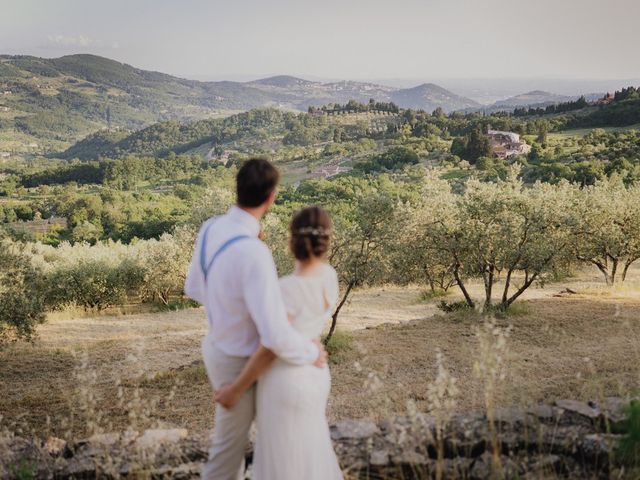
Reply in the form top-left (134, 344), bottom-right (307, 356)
top-left (1, 0), bottom-right (639, 82)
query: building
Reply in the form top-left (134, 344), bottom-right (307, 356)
top-left (487, 129), bottom-right (532, 159)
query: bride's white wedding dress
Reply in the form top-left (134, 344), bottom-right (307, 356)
top-left (253, 263), bottom-right (343, 480)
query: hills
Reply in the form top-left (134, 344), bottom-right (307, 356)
top-left (479, 90), bottom-right (606, 113)
top-left (390, 83), bottom-right (479, 112)
top-left (0, 54), bottom-right (478, 153)
top-left (491, 90), bottom-right (573, 108)
top-left (1, 53), bottom-right (628, 159)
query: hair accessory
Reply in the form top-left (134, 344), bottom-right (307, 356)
top-left (294, 226), bottom-right (331, 236)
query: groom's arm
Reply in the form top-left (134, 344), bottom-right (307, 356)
top-left (243, 243), bottom-right (321, 366)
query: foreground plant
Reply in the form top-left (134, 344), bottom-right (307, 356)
top-left (426, 349), bottom-right (459, 480)
top-left (474, 318), bottom-right (511, 476)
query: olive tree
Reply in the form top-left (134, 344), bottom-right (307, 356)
top-left (44, 241), bottom-right (144, 311)
top-left (391, 175), bottom-right (459, 293)
top-left (574, 177), bottom-right (640, 284)
top-left (421, 168), bottom-right (576, 310)
top-left (326, 192), bottom-right (398, 342)
top-left (0, 241), bottom-right (46, 342)
top-left (137, 231), bottom-right (192, 305)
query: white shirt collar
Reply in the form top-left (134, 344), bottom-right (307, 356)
top-left (228, 205), bottom-right (261, 237)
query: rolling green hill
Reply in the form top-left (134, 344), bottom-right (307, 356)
top-left (0, 54), bottom-right (479, 156)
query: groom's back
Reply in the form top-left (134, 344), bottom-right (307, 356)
top-left (185, 205), bottom-right (271, 356)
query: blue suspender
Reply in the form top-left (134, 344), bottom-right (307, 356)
top-left (200, 221), bottom-right (249, 281)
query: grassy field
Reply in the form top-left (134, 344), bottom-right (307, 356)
top-left (1, 266), bottom-right (639, 439)
top-left (549, 123), bottom-right (640, 141)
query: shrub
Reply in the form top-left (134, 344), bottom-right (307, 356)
top-left (0, 241), bottom-right (46, 342)
top-left (46, 258), bottom-right (143, 311)
top-left (618, 399), bottom-right (640, 467)
top-left (437, 300), bottom-right (473, 313)
top-left (136, 233), bottom-right (191, 306)
top-left (322, 330), bottom-right (353, 365)
top-left (419, 289), bottom-right (449, 302)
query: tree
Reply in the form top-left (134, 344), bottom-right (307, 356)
top-left (393, 175), bottom-right (458, 294)
top-left (536, 120), bottom-right (549, 144)
top-left (71, 220), bottom-right (103, 244)
top-left (466, 126), bottom-right (492, 164)
top-left (137, 232), bottom-right (191, 305)
top-left (574, 178), bottom-right (640, 284)
top-left (451, 127), bottom-right (492, 165)
top-left (420, 168), bottom-right (575, 310)
top-left (0, 241), bottom-right (46, 342)
top-left (326, 193), bottom-right (397, 342)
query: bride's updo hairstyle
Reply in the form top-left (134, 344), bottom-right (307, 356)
top-left (290, 206), bottom-right (332, 261)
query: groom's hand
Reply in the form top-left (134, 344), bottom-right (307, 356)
top-left (312, 339), bottom-right (327, 368)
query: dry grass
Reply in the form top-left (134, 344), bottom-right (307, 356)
top-left (1, 267), bottom-right (640, 439)
top-left (329, 295), bottom-right (640, 422)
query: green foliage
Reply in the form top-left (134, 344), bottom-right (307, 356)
top-left (354, 146), bottom-right (419, 173)
top-left (617, 400), bottom-right (640, 467)
top-left (8, 461), bottom-right (36, 480)
top-left (436, 300), bottom-right (473, 313)
top-left (137, 231), bottom-right (193, 305)
top-left (449, 126), bottom-right (492, 164)
top-left (46, 257), bottom-right (139, 311)
top-left (419, 289), bottom-right (449, 301)
top-left (572, 178), bottom-right (640, 285)
top-left (322, 329), bottom-right (353, 365)
top-left (60, 108), bottom-right (295, 159)
top-left (0, 241), bottom-right (46, 342)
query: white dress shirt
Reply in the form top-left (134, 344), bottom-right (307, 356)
top-left (184, 205), bottom-right (319, 365)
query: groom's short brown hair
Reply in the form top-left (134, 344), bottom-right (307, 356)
top-left (236, 158), bottom-right (280, 208)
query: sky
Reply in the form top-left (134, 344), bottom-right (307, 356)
top-left (1, 0), bottom-right (640, 83)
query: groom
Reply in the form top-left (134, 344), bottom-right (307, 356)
top-left (184, 158), bottom-right (326, 480)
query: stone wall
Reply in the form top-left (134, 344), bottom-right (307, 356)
top-left (0, 397), bottom-right (634, 479)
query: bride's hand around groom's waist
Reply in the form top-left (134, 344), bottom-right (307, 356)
top-left (214, 384), bottom-right (241, 410)
top-left (312, 338), bottom-right (327, 368)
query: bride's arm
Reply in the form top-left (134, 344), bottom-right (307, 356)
top-left (214, 338), bottom-right (326, 409)
top-left (214, 345), bottom-right (276, 409)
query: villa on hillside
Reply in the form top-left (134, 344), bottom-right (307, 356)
top-left (487, 129), bottom-right (532, 159)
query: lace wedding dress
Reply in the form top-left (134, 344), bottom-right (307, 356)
top-left (252, 263), bottom-right (343, 480)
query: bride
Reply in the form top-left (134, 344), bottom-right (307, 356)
top-left (214, 205), bottom-right (343, 480)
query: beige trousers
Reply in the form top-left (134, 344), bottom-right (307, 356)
top-left (202, 338), bottom-right (255, 480)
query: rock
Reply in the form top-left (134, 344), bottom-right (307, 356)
top-left (369, 449), bottom-right (390, 466)
top-left (578, 433), bottom-right (619, 462)
top-left (526, 404), bottom-right (558, 423)
top-left (555, 399), bottom-right (601, 424)
top-left (530, 454), bottom-right (563, 472)
top-left (391, 449), bottom-right (429, 465)
top-left (469, 452), bottom-right (492, 480)
top-left (150, 461), bottom-right (201, 479)
top-left (86, 432), bottom-right (121, 446)
top-left (137, 428), bottom-right (188, 449)
top-left (331, 419), bottom-right (379, 440)
top-left (0, 400), bottom-right (626, 479)
top-left (494, 406), bottom-right (528, 428)
top-left (43, 436), bottom-right (67, 456)
top-left (598, 396), bottom-right (628, 428)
